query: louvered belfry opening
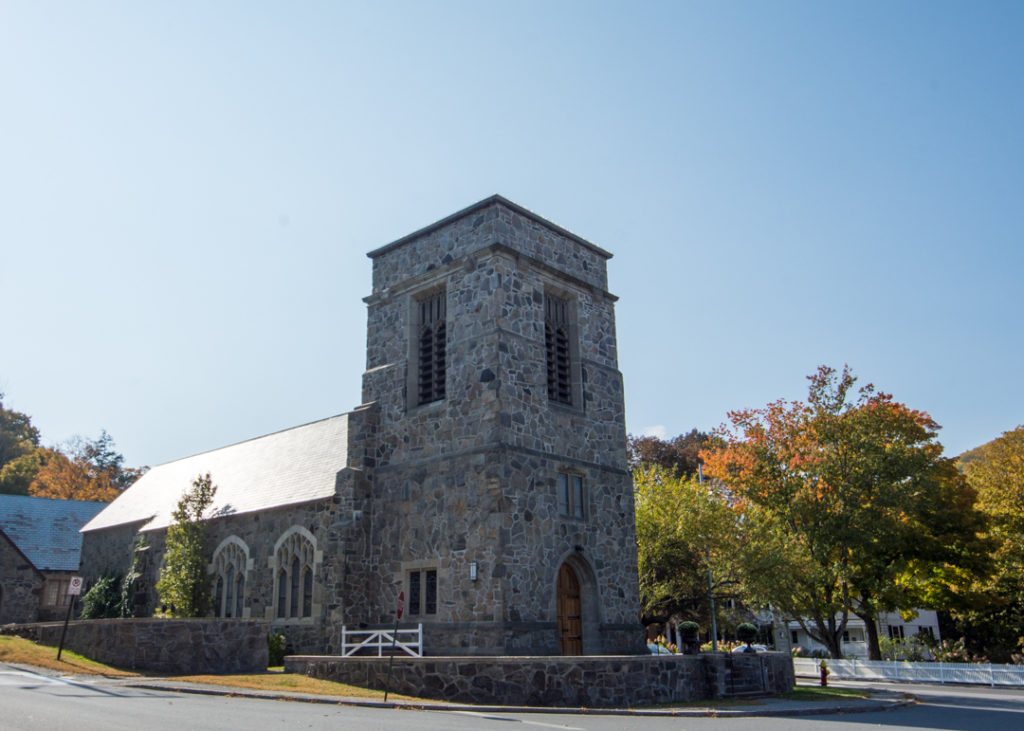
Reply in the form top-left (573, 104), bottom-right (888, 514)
top-left (545, 294), bottom-right (572, 405)
top-left (417, 290), bottom-right (447, 405)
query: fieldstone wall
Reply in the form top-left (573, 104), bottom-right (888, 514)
top-left (286, 652), bottom-right (795, 707)
top-left (0, 532), bottom-right (42, 624)
top-left (3, 618), bottom-right (269, 674)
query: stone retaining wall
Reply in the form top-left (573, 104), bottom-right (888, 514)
top-left (2, 618), bottom-right (269, 674)
top-left (285, 652), bottom-right (794, 707)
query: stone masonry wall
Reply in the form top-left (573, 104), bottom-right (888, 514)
top-left (4, 618), bottom-right (269, 674)
top-left (80, 497), bottom-right (353, 655)
top-left (359, 199), bottom-right (644, 655)
top-left (286, 652), bottom-right (796, 707)
top-left (0, 533), bottom-right (42, 624)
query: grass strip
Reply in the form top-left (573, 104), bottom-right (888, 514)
top-left (785, 685), bottom-right (870, 701)
top-left (0, 635), bottom-right (138, 677)
top-left (165, 671), bottom-right (424, 702)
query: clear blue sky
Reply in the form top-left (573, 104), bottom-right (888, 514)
top-left (2, 1), bottom-right (1021, 468)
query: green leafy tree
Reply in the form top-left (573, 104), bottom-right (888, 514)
top-left (0, 392), bottom-right (41, 490)
top-left (954, 426), bottom-right (1024, 662)
top-left (0, 450), bottom-right (43, 495)
top-left (156, 473), bottom-right (217, 617)
top-left (703, 365), bottom-right (991, 659)
top-left (633, 465), bottom-right (797, 634)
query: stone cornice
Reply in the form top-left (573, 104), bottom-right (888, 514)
top-left (366, 195), bottom-right (612, 261)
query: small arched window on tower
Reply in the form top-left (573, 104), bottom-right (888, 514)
top-left (416, 289), bottom-right (447, 405)
top-left (545, 293), bottom-right (573, 405)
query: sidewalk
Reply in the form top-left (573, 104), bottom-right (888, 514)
top-left (122, 677), bottom-right (916, 718)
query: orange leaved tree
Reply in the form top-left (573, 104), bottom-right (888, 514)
top-left (703, 365), bottom-right (990, 660)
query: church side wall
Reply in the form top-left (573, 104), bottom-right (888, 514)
top-left (79, 497), bottom-right (349, 655)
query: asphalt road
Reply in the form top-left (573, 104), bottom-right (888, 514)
top-left (3, 665), bottom-right (1024, 730)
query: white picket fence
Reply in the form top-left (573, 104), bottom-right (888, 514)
top-left (794, 657), bottom-right (1024, 686)
top-left (340, 624), bottom-right (423, 657)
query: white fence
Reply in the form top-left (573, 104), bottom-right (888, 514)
top-left (340, 624), bottom-right (423, 657)
top-left (794, 657), bottom-right (1024, 686)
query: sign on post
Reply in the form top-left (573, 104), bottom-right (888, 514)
top-left (396, 590), bottom-right (405, 620)
top-left (57, 576), bottom-right (83, 660)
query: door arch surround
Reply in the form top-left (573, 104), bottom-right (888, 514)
top-left (554, 553), bottom-right (601, 655)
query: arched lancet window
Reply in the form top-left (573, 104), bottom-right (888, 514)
top-left (225, 565), bottom-right (236, 618)
top-left (273, 527), bottom-right (317, 619)
top-left (290, 558), bottom-right (300, 618)
top-left (302, 567), bottom-right (313, 618)
top-left (214, 577), bottom-right (224, 617)
top-left (277, 569), bottom-right (287, 618)
top-left (234, 571), bottom-right (244, 619)
top-left (211, 537), bottom-right (249, 619)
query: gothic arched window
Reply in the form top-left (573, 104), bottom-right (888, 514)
top-left (273, 527), bottom-right (317, 619)
top-left (211, 537), bottom-right (250, 619)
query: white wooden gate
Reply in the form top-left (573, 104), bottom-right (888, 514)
top-left (340, 624), bottom-right (423, 657)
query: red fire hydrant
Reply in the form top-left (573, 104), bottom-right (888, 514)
top-left (819, 660), bottom-right (830, 687)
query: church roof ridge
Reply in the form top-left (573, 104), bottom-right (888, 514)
top-left (366, 194), bottom-right (613, 260)
top-left (142, 411), bottom-right (352, 469)
top-left (81, 412), bottom-right (351, 534)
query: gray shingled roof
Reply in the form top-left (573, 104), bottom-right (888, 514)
top-left (81, 413), bottom-right (350, 533)
top-left (0, 495), bottom-right (108, 571)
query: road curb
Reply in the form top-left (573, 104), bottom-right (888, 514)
top-left (125, 681), bottom-right (916, 718)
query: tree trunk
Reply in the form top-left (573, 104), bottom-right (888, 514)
top-left (806, 614), bottom-right (846, 659)
top-left (858, 610), bottom-right (882, 660)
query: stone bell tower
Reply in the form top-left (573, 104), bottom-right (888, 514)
top-left (357, 195), bottom-right (645, 655)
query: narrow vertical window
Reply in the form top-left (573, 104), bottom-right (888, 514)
top-left (302, 568), bottom-right (313, 618)
top-left (225, 565), bottom-right (235, 618)
top-left (416, 290), bottom-right (447, 405)
top-left (545, 294), bottom-right (572, 404)
top-left (277, 569), bottom-right (287, 618)
top-left (424, 569), bottom-right (437, 615)
top-left (557, 473), bottom-right (569, 515)
top-left (557, 472), bottom-right (585, 519)
top-left (571, 475), bottom-right (584, 519)
top-left (215, 577), bottom-right (224, 618)
top-left (290, 558), bottom-right (300, 618)
top-left (409, 571), bottom-right (422, 616)
top-left (234, 573), bottom-right (245, 619)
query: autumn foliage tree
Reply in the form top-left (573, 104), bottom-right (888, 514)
top-left (628, 430), bottom-right (713, 479)
top-left (0, 392), bottom-right (144, 501)
top-left (702, 365), bottom-right (990, 660)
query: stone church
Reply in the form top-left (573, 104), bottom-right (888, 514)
top-left (81, 195), bottom-right (646, 656)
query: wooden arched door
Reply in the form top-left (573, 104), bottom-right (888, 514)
top-left (557, 562), bottom-right (583, 655)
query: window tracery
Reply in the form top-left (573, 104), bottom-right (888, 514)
top-left (211, 537), bottom-right (249, 618)
top-left (273, 527), bottom-right (317, 619)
